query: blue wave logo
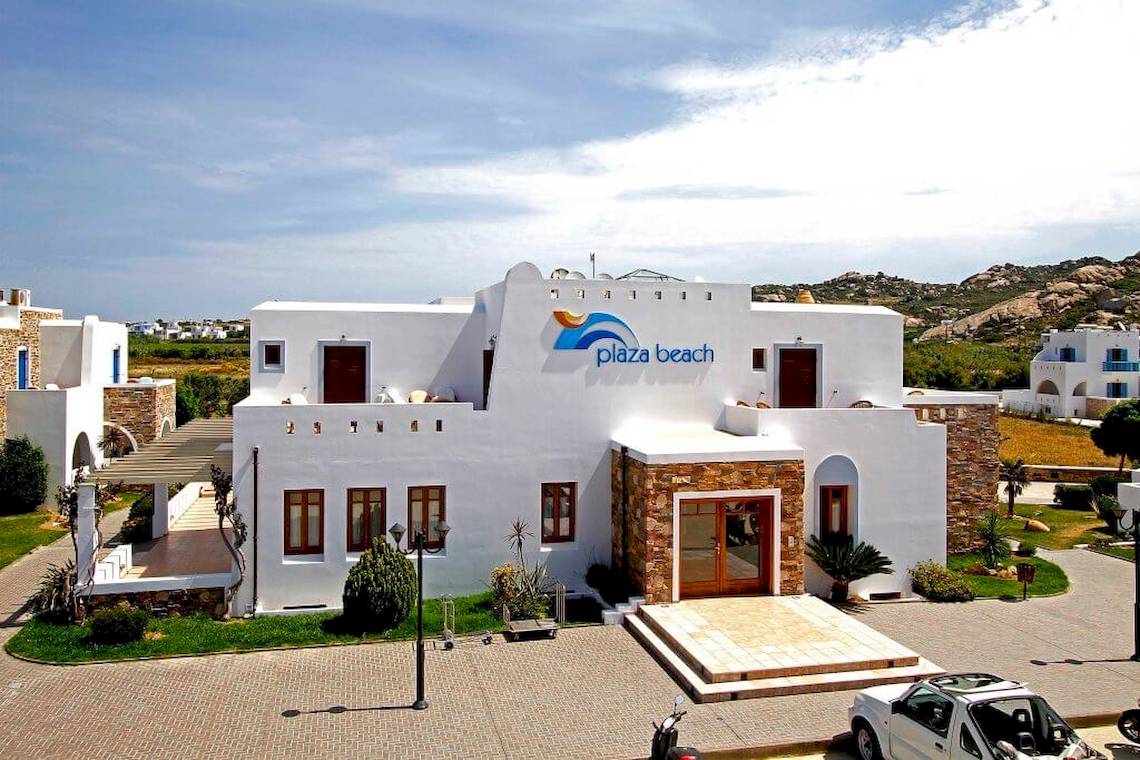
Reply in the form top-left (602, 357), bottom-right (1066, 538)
top-left (553, 310), bottom-right (639, 350)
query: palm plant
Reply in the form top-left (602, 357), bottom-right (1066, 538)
top-left (98, 427), bottom-right (132, 461)
top-left (805, 536), bottom-right (894, 602)
top-left (29, 560), bottom-right (77, 624)
top-left (999, 457), bottom-right (1028, 519)
top-left (976, 510), bottom-right (1011, 569)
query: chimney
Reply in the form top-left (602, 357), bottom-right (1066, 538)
top-left (8, 288), bottom-right (31, 307)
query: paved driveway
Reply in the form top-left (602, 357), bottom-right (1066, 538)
top-left (1, 545), bottom-right (1139, 758)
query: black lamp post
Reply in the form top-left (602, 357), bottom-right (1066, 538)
top-left (1113, 505), bottom-right (1140, 661)
top-left (389, 519), bottom-right (450, 710)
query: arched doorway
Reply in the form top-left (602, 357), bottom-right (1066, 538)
top-left (1036, 379), bottom-right (1060, 395)
top-left (1072, 381), bottom-right (1087, 397)
top-left (72, 432), bottom-right (95, 474)
top-left (160, 417), bottom-right (174, 437)
top-left (813, 455), bottom-right (859, 542)
top-left (100, 422), bottom-right (138, 459)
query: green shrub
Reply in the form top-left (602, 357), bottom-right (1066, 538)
top-left (909, 560), bottom-right (975, 602)
top-left (805, 535), bottom-right (894, 602)
top-left (1053, 484), bottom-right (1093, 510)
top-left (128, 491), bottom-right (155, 519)
top-left (88, 606), bottom-right (149, 644)
top-left (489, 563), bottom-right (518, 618)
top-left (119, 491), bottom-right (155, 543)
top-left (29, 560), bottom-right (76, 624)
top-left (1091, 474), bottom-right (1125, 498)
top-left (342, 538), bottom-right (416, 631)
top-left (0, 436), bottom-right (48, 514)
top-left (1014, 541), bottom-right (1038, 557)
top-left (1095, 494), bottom-right (1122, 536)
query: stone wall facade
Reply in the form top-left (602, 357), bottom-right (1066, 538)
top-left (611, 452), bottom-right (805, 604)
top-left (904, 402), bottom-right (999, 553)
top-left (0, 307), bottom-right (63, 439)
top-left (104, 381), bottom-right (176, 447)
top-left (83, 587), bottom-right (226, 619)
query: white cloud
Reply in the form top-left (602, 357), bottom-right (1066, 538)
top-left (366, 0), bottom-right (1140, 274)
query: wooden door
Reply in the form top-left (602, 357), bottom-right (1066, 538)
top-left (778, 348), bottom-right (817, 408)
top-left (322, 345), bottom-right (367, 403)
top-left (679, 498), bottom-right (773, 598)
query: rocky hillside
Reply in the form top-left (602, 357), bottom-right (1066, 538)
top-left (753, 253), bottom-right (1140, 344)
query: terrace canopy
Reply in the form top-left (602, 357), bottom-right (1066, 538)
top-left (92, 417), bottom-right (233, 484)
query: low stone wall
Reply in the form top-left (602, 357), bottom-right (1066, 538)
top-left (84, 587), bottom-right (226, 619)
top-left (1025, 464), bottom-right (1123, 484)
top-left (611, 452), bottom-right (805, 604)
top-left (1085, 396), bottom-right (1123, 420)
top-left (904, 402), bottom-right (1000, 554)
top-left (104, 380), bottom-right (176, 446)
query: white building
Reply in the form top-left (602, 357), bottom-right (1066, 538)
top-left (128, 321), bottom-right (159, 337)
top-left (226, 263), bottom-right (997, 616)
top-left (1002, 324), bottom-right (1140, 419)
top-left (6, 316), bottom-right (127, 496)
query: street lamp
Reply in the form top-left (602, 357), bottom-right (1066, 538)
top-left (1113, 505), bottom-right (1140, 661)
top-left (389, 519), bottom-right (450, 710)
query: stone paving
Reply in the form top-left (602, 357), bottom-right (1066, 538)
top-left (0, 545), bottom-right (1138, 758)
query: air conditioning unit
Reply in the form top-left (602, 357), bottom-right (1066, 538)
top-left (8, 288), bottom-right (30, 306)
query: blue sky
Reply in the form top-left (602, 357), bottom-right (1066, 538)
top-left (3, 0), bottom-right (1139, 319)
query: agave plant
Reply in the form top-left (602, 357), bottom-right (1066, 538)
top-left (976, 510), bottom-right (1011, 569)
top-left (29, 560), bottom-right (77, 624)
top-left (805, 536), bottom-right (894, 602)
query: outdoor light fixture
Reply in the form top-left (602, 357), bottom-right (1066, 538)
top-left (390, 518), bottom-right (452, 709)
top-left (1113, 504), bottom-right (1140, 661)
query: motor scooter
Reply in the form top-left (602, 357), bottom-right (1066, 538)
top-left (1118, 699), bottom-right (1140, 743)
top-left (650, 695), bottom-right (703, 760)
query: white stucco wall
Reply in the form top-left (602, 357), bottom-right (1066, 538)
top-left (1015, 327), bottom-right (1140, 417)
top-left (232, 262), bottom-right (947, 614)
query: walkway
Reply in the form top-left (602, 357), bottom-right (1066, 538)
top-left (125, 493), bottom-right (232, 577)
top-left (0, 548), bottom-right (1138, 758)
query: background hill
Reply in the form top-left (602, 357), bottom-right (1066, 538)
top-left (753, 252), bottom-right (1140, 346)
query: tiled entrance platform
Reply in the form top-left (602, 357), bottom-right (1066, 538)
top-left (626, 595), bottom-right (943, 702)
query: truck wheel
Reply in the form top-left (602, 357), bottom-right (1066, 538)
top-left (853, 721), bottom-right (883, 760)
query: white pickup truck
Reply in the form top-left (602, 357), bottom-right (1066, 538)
top-left (848, 673), bottom-right (1104, 760)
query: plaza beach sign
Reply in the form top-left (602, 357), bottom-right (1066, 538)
top-left (552, 310), bottom-right (714, 367)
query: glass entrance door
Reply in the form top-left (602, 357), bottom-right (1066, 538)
top-left (679, 497), bottom-right (773, 598)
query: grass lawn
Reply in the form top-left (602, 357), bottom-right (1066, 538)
top-left (948, 553), bottom-right (1069, 599)
top-left (0, 511), bottom-right (67, 570)
top-left (1089, 545), bottom-right (1135, 562)
top-left (999, 503), bottom-right (1116, 550)
top-left (7, 592), bottom-right (505, 663)
top-left (998, 415), bottom-right (1117, 467)
top-left (104, 490), bottom-right (144, 514)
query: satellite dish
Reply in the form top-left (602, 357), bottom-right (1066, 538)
top-left (550, 268), bottom-right (569, 280)
top-left (597, 272), bottom-right (614, 280)
top-left (566, 271), bottom-right (586, 279)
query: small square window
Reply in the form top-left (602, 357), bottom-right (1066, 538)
top-left (752, 348), bottom-right (766, 371)
top-left (435, 419), bottom-right (443, 432)
top-left (550, 289), bottom-right (559, 299)
top-left (705, 291), bottom-right (712, 301)
top-left (260, 341), bottom-right (285, 372)
top-left (628, 290), bottom-right (637, 301)
top-left (654, 290), bottom-right (662, 300)
top-left (602, 289), bottom-right (612, 300)
top-left (680, 291), bottom-right (687, 301)
top-left (575, 289), bottom-right (585, 299)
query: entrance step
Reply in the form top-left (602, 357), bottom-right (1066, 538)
top-left (626, 613), bottom-right (941, 703)
top-left (638, 604), bottom-right (918, 683)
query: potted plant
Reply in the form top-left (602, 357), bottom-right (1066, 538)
top-left (805, 535), bottom-right (894, 602)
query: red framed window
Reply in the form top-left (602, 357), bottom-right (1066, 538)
top-left (541, 482), bottom-right (576, 543)
top-left (752, 348), bottom-right (766, 371)
top-left (347, 488), bottom-right (386, 552)
top-left (819, 485), bottom-right (849, 541)
top-left (408, 486), bottom-right (446, 549)
top-left (284, 489), bottom-right (324, 555)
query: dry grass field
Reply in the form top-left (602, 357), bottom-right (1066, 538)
top-left (998, 414), bottom-right (1117, 467)
top-left (130, 356), bottom-right (249, 380)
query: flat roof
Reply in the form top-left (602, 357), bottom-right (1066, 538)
top-left (252, 301), bottom-right (474, 314)
top-left (750, 302), bottom-right (899, 316)
top-left (611, 425), bottom-right (802, 465)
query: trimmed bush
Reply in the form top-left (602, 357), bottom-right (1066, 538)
top-left (119, 491), bottom-right (155, 544)
top-left (89, 606), bottom-right (149, 644)
top-left (1053, 484), bottom-right (1093, 510)
top-left (342, 538), bottom-right (416, 631)
top-left (1014, 541), bottom-right (1038, 557)
top-left (910, 560), bottom-right (975, 602)
top-left (1095, 494), bottom-right (1122, 536)
top-left (0, 436), bottom-right (49, 514)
